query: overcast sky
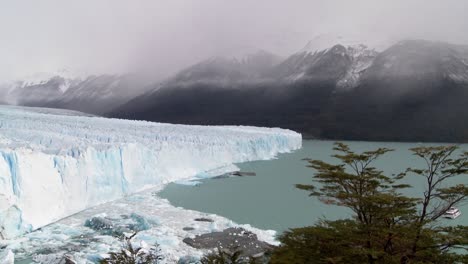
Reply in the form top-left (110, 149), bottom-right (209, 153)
top-left (1, 0), bottom-right (467, 81)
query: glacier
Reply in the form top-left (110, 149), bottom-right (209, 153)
top-left (0, 105), bottom-right (301, 241)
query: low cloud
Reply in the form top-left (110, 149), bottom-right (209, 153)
top-left (0, 0), bottom-right (467, 81)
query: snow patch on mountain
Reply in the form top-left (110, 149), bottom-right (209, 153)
top-left (0, 69), bottom-right (86, 105)
top-left (337, 45), bottom-right (379, 89)
top-left (301, 34), bottom-right (356, 54)
top-left (300, 34), bottom-right (391, 55)
top-left (170, 50), bottom-right (281, 86)
top-left (11, 68), bottom-right (86, 89)
top-left (277, 37), bottom-right (379, 88)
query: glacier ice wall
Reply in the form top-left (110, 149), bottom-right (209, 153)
top-left (0, 106), bottom-right (301, 239)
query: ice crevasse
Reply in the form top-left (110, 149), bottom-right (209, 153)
top-left (0, 106), bottom-right (302, 239)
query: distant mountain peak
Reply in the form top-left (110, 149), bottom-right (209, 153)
top-left (212, 49), bottom-right (282, 67)
top-left (300, 34), bottom-right (391, 55)
top-left (6, 68), bottom-right (89, 89)
top-left (170, 49), bottom-right (282, 85)
top-left (301, 34), bottom-right (353, 54)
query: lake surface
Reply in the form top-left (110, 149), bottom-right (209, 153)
top-left (158, 140), bottom-right (468, 233)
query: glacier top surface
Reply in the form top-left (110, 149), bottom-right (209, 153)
top-left (0, 105), bottom-right (299, 155)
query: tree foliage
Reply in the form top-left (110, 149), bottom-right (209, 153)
top-left (200, 246), bottom-right (267, 264)
top-left (271, 143), bottom-right (468, 264)
top-left (100, 233), bottom-right (163, 264)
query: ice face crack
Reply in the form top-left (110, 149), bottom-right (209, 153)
top-left (0, 152), bottom-right (20, 197)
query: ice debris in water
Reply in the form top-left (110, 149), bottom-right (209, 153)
top-left (84, 213), bottom-right (154, 237)
top-left (6, 188), bottom-right (281, 263)
top-left (0, 249), bottom-right (14, 264)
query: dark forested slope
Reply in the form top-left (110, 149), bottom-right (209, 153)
top-left (112, 40), bottom-right (468, 142)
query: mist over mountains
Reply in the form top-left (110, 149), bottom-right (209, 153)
top-left (2, 39), bottom-right (468, 142)
top-left (0, 73), bottom-right (151, 114)
top-left (111, 39), bottom-right (468, 142)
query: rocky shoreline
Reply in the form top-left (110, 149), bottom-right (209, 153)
top-left (183, 227), bottom-right (274, 258)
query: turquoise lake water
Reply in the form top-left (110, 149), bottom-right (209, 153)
top-left (158, 140), bottom-right (468, 233)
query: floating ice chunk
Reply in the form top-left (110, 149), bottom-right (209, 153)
top-left (129, 213), bottom-right (153, 232)
top-left (0, 205), bottom-right (32, 239)
top-left (0, 249), bottom-right (14, 264)
top-left (178, 255), bottom-right (200, 264)
top-left (84, 217), bottom-right (114, 232)
top-left (84, 213), bottom-right (154, 237)
top-left (174, 180), bottom-right (202, 186)
top-left (194, 164), bottom-right (240, 179)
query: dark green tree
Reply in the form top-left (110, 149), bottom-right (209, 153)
top-left (100, 232), bottom-right (163, 264)
top-left (200, 247), bottom-right (245, 264)
top-left (200, 246), bottom-right (268, 264)
top-left (271, 143), bottom-right (468, 264)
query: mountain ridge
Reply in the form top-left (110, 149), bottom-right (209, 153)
top-left (111, 39), bottom-right (468, 142)
top-left (2, 39), bottom-right (468, 142)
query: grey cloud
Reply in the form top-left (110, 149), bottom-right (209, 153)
top-left (1, 0), bottom-right (467, 81)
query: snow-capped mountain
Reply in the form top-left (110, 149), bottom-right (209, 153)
top-left (270, 43), bottom-right (378, 88)
top-left (299, 34), bottom-right (390, 54)
top-left (111, 39), bottom-right (468, 142)
top-left (300, 34), bottom-right (365, 54)
top-left (169, 50), bottom-right (281, 86)
top-left (336, 44), bottom-right (379, 89)
top-left (45, 74), bottom-right (151, 114)
top-left (162, 35), bottom-right (382, 91)
top-left (265, 34), bottom-right (391, 88)
top-left (3, 38), bottom-right (468, 142)
top-left (9, 68), bottom-right (84, 89)
top-left (0, 72), bottom-right (151, 114)
top-left (5, 76), bottom-right (81, 106)
top-left (362, 40), bottom-right (468, 88)
top-left (266, 34), bottom-right (395, 89)
top-left (149, 37), bottom-right (468, 92)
